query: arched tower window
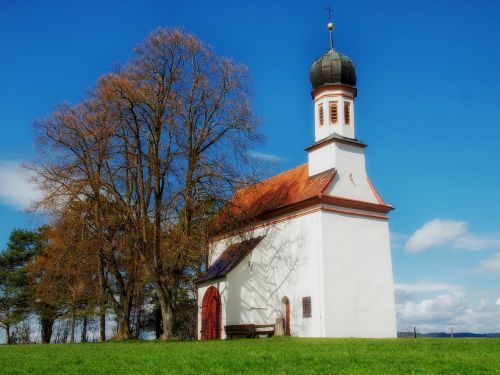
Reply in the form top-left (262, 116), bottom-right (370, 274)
top-left (318, 103), bottom-right (324, 126)
top-left (329, 101), bottom-right (338, 124)
top-left (344, 101), bottom-right (351, 125)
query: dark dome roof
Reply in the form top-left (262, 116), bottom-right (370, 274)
top-left (310, 48), bottom-right (356, 90)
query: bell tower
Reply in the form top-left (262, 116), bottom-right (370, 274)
top-left (310, 21), bottom-right (357, 142)
top-left (307, 22), bottom-right (366, 178)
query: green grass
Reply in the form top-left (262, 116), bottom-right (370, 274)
top-left (0, 337), bottom-right (499, 374)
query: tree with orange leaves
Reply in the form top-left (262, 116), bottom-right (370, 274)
top-left (32, 27), bottom-right (261, 340)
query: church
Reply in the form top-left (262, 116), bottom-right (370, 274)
top-left (196, 21), bottom-right (397, 339)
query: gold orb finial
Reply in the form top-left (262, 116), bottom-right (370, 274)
top-left (327, 22), bottom-right (334, 30)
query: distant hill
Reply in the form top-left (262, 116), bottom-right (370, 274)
top-left (398, 332), bottom-right (500, 338)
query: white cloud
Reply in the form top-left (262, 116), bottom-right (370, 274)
top-left (454, 234), bottom-right (500, 251)
top-left (248, 151), bottom-right (284, 162)
top-left (405, 219), bottom-right (466, 252)
top-left (473, 253), bottom-right (500, 275)
top-left (390, 231), bottom-right (408, 250)
top-left (395, 281), bottom-right (500, 333)
top-left (0, 161), bottom-right (41, 210)
top-left (404, 218), bottom-right (500, 253)
top-left (395, 281), bottom-right (461, 294)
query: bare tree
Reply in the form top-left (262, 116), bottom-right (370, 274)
top-left (31, 27), bottom-right (261, 340)
top-left (98, 28), bottom-right (260, 338)
top-left (32, 96), bottom-right (144, 339)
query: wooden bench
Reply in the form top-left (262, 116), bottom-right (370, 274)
top-left (224, 324), bottom-right (275, 339)
top-left (254, 324), bottom-right (275, 338)
top-left (225, 324), bottom-right (256, 339)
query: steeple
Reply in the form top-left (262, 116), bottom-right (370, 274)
top-left (309, 21), bottom-right (357, 144)
top-left (307, 20), bottom-right (364, 178)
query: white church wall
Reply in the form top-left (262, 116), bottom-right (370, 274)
top-left (198, 209), bottom-right (326, 338)
top-left (321, 210), bottom-right (397, 338)
top-left (325, 172), bottom-right (378, 203)
top-left (333, 143), bottom-right (366, 174)
top-left (308, 142), bottom-right (365, 177)
top-left (250, 211), bottom-right (324, 337)
top-left (308, 143), bottom-right (335, 176)
top-left (198, 205), bottom-right (396, 339)
top-left (309, 142), bottom-right (380, 203)
top-left (225, 253), bottom-right (256, 325)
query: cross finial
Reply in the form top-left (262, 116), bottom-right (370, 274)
top-left (325, 1), bottom-right (334, 22)
top-left (325, 1), bottom-right (334, 49)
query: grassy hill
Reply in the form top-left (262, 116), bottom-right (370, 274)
top-left (1, 337), bottom-right (499, 374)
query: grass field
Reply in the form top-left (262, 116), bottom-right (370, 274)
top-left (1, 337), bottom-right (499, 374)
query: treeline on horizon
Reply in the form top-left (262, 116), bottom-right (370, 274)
top-left (0, 27), bottom-right (263, 344)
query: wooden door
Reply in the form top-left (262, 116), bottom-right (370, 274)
top-left (201, 286), bottom-right (221, 340)
top-left (284, 298), bottom-right (290, 336)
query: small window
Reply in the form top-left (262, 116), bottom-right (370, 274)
top-left (329, 102), bottom-right (338, 124)
top-left (318, 103), bottom-right (324, 126)
top-left (344, 102), bottom-right (351, 125)
top-left (302, 297), bottom-right (311, 318)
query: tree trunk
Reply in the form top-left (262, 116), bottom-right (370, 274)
top-left (70, 309), bottom-right (76, 343)
top-left (81, 316), bottom-right (88, 343)
top-left (6, 324), bottom-right (11, 345)
top-left (41, 313), bottom-right (55, 344)
top-left (158, 290), bottom-right (174, 340)
top-left (115, 313), bottom-right (131, 340)
top-left (154, 303), bottom-right (162, 339)
top-left (110, 293), bottom-right (132, 340)
top-left (134, 305), bottom-right (141, 338)
top-left (99, 305), bottom-right (106, 342)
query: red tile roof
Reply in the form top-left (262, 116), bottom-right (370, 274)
top-left (231, 163), bottom-right (334, 216)
top-left (212, 164), bottom-right (335, 234)
top-left (212, 163), bottom-right (393, 237)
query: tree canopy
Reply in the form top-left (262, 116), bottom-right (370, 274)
top-left (25, 27), bottom-right (262, 341)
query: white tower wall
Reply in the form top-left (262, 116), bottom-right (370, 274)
top-left (321, 211), bottom-right (397, 338)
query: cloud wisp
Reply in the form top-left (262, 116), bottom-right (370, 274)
top-left (404, 218), bottom-right (500, 253)
top-left (248, 151), bottom-right (285, 162)
top-left (395, 281), bottom-right (500, 333)
top-left (0, 161), bottom-right (41, 210)
top-left (473, 252), bottom-right (500, 275)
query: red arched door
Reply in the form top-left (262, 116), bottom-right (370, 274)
top-left (201, 286), bottom-right (222, 340)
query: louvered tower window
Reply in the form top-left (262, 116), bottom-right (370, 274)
top-left (318, 103), bottom-right (324, 126)
top-left (329, 101), bottom-right (338, 124)
top-left (344, 101), bottom-right (351, 125)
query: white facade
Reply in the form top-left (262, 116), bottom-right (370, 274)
top-left (196, 191), bottom-right (397, 339)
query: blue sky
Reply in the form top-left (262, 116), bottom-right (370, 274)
top-left (1, 0), bottom-right (500, 333)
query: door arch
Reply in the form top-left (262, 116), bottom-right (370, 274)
top-left (201, 286), bottom-right (222, 340)
top-left (282, 296), bottom-right (290, 336)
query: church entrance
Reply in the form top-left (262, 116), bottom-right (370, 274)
top-left (282, 296), bottom-right (290, 336)
top-left (201, 286), bottom-right (222, 340)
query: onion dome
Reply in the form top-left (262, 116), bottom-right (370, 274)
top-left (309, 22), bottom-right (356, 90)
